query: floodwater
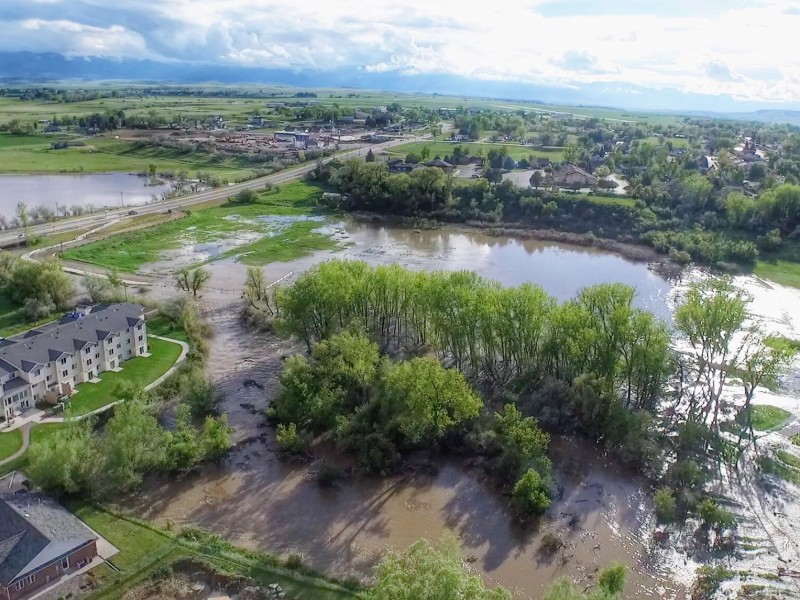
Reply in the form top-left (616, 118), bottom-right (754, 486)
top-left (149, 220), bottom-right (675, 321)
top-left (118, 222), bottom-right (691, 599)
top-left (0, 173), bottom-right (173, 219)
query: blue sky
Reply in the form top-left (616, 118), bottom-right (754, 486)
top-left (2, 0), bottom-right (800, 106)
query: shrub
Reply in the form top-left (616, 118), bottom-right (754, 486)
top-left (276, 423), bottom-right (309, 454)
top-left (653, 487), bottom-right (678, 523)
top-left (284, 552), bottom-right (303, 570)
top-left (692, 565), bottom-right (734, 600)
top-left (697, 499), bottom-right (735, 529)
top-left (511, 469), bottom-right (551, 517)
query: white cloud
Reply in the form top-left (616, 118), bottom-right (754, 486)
top-left (0, 0), bottom-right (799, 102)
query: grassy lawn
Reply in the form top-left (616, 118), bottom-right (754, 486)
top-left (739, 405), bottom-right (792, 431)
top-left (64, 181), bottom-right (338, 272)
top-left (67, 337), bottom-right (182, 416)
top-left (0, 428), bottom-right (23, 461)
top-left (146, 315), bottom-right (190, 343)
top-left (759, 454), bottom-right (800, 485)
top-left (70, 502), bottom-right (361, 600)
top-left (751, 243), bottom-right (800, 289)
top-left (389, 140), bottom-right (565, 162)
top-left (778, 450), bottom-right (800, 470)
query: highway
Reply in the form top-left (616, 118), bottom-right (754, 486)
top-left (0, 132), bottom-right (433, 247)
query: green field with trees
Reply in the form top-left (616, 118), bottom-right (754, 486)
top-left (389, 141), bottom-right (565, 162)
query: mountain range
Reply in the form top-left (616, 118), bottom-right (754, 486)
top-left (2, 52), bottom-right (800, 126)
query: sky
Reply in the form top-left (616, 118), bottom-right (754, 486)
top-left (2, 0), bottom-right (800, 107)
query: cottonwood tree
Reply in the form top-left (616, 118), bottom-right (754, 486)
top-left (176, 267), bottom-right (211, 297)
top-left (243, 266), bottom-right (278, 315)
top-left (368, 537), bottom-right (511, 600)
top-left (83, 273), bottom-right (109, 303)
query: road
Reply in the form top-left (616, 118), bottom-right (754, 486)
top-left (0, 132), bottom-right (432, 247)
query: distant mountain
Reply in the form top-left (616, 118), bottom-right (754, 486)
top-left (2, 52), bottom-right (800, 122)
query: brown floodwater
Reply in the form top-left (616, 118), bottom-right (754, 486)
top-left (126, 222), bottom-right (687, 598)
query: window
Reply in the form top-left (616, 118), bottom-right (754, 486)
top-left (34, 369), bottom-right (40, 377)
top-left (85, 347), bottom-right (91, 354)
top-left (109, 348), bottom-right (114, 355)
top-left (60, 357), bottom-right (67, 365)
top-left (138, 335), bottom-right (143, 342)
top-left (138, 346), bottom-right (144, 354)
top-left (46, 375), bottom-right (51, 382)
top-left (137, 324), bottom-right (143, 331)
top-left (95, 353), bottom-right (100, 359)
top-left (127, 350), bottom-right (132, 356)
top-left (61, 370), bottom-right (68, 378)
top-left (87, 359), bottom-right (92, 366)
top-left (116, 343), bottom-right (121, 349)
top-left (61, 556), bottom-right (69, 569)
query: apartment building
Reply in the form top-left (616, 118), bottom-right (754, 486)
top-left (0, 303), bottom-right (148, 422)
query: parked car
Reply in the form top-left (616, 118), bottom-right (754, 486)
top-left (128, 210), bottom-right (138, 215)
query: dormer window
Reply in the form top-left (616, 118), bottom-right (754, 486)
top-left (34, 369), bottom-right (40, 377)
top-left (60, 357), bottom-right (67, 365)
top-left (85, 347), bottom-right (91, 355)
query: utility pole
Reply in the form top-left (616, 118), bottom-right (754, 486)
top-left (120, 192), bottom-right (125, 208)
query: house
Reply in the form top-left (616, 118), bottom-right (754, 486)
top-left (387, 158), bottom-right (414, 173)
top-left (0, 491), bottom-right (99, 600)
top-left (698, 156), bottom-right (718, 173)
top-left (0, 303), bottom-right (148, 422)
top-left (740, 141), bottom-right (763, 163)
top-left (451, 134), bottom-right (471, 142)
top-left (554, 163), bottom-right (598, 188)
top-left (423, 159), bottom-right (455, 173)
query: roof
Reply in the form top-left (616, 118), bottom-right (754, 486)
top-left (0, 303), bottom-right (144, 376)
top-left (424, 159), bottom-right (454, 168)
top-left (0, 492), bottom-right (96, 586)
top-left (2, 377), bottom-right (27, 394)
top-left (557, 163), bottom-right (597, 181)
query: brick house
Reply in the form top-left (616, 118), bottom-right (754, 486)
top-left (0, 492), bottom-right (98, 600)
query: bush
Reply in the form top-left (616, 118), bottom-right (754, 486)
top-left (284, 552), bottom-right (303, 570)
top-left (511, 469), bottom-right (551, 517)
top-left (697, 499), bottom-right (735, 529)
top-left (653, 487), bottom-right (677, 523)
top-left (692, 565), bottom-right (734, 600)
top-left (276, 423), bottom-right (309, 454)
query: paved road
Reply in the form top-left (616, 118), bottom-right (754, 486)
top-left (0, 133), bottom-right (432, 247)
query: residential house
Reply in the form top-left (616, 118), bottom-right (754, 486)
top-left (423, 159), bottom-right (455, 173)
top-left (554, 163), bottom-right (598, 188)
top-left (0, 491), bottom-right (99, 600)
top-left (451, 134), bottom-right (472, 142)
top-left (0, 303), bottom-right (148, 422)
top-left (387, 158), bottom-right (414, 173)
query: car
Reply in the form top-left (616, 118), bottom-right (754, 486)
top-left (128, 210), bottom-right (138, 216)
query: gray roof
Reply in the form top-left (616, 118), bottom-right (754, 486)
top-left (0, 303), bottom-right (144, 374)
top-left (0, 492), bottom-right (96, 586)
top-left (2, 377), bottom-right (27, 394)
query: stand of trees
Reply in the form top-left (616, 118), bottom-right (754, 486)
top-left (0, 253), bottom-right (73, 320)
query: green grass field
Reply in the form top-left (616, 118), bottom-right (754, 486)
top-left (389, 140), bottom-right (565, 162)
top-left (68, 502), bottom-right (361, 600)
top-left (739, 405), bottom-right (792, 431)
top-left (68, 337), bottom-right (183, 416)
top-left (64, 182), bottom-right (338, 272)
top-left (146, 315), bottom-right (190, 343)
top-left (0, 134), bottom-right (258, 178)
top-left (0, 428), bottom-right (23, 461)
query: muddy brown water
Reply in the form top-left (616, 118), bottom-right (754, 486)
top-left (127, 222), bottom-right (685, 598)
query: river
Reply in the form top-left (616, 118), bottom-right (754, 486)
top-left (0, 173), bottom-right (173, 220)
top-left (119, 221), bottom-right (689, 599)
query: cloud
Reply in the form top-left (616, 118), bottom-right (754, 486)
top-left (704, 60), bottom-right (743, 82)
top-left (0, 0), bottom-right (798, 103)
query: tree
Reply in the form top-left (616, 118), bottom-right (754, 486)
top-left (529, 171), bottom-right (543, 189)
top-left (243, 266), bottom-right (277, 315)
top-left (23, 294), bottom-right (55, 321)
top-left (511, 468), bottom-right (550, 516)
top-left (365, 148), bottom-right (376, 163)
top-left (201, 414), bottom-right (231, 460)
top-left (26, 420), bottom-right (98, 495)
top-left (420, 145), bottom-right (431, 161)
top-left (653, 487), bottom-right (677, 523)
top-left (165, 404), bottom-right (203, 471)
top-left (176, 267), bottom-right (211, 297)
top-left (15, 201), bottom-right (29, 230)
top-left (181, 368), bottom-right (220, 416)
top-left (83, 273), bottom-right (109, 303)
top-left (147, 163), bottom-right (158, 179)
top-left (368, 537), bottom-right (511, 600)
top-left (106, 269), bottom-right (128, 301)
top-left (382, 357), bottom-right (482, 445)
top-left (96, 400), bottom-right (168, 495)
top-left (492, 404), bottom-right (551, 486)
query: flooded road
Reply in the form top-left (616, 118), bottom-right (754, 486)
top-left (121, 221), bottom-right (690, 598)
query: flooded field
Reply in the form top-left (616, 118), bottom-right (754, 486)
top-left (0, 172), bottom-right (173, 218)
top-left (147, 219), bottom-right (674, 320)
